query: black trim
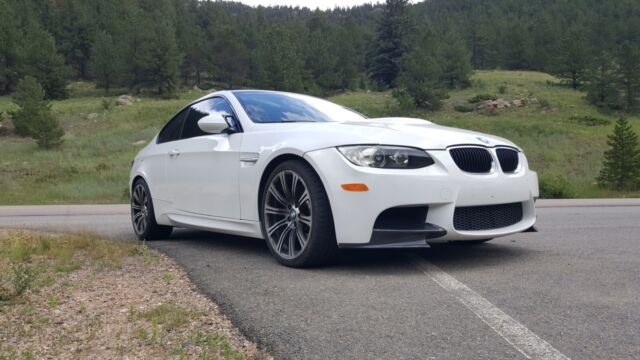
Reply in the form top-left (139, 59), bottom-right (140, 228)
top-left (373, 206), bottom-right (429, 230)
top-left (453, 202), bottom-right (524, 231)
top-left (339, 223), bottom-right (447, 249)
top-left (445, 144), bottom-right (520, 151)
top-left (157, 107), bottom-right (189, 144)
top-left (496, 147), bottom-right (520, 173)
top-left (155, 95), bottom-right (243, 144)
top-left (449, 147), bottom-right (494, 173)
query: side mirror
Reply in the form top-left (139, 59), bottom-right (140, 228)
top-left (197, 113), bottom-right (229, 134)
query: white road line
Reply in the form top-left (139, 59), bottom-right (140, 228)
top-left (408, 255), bottom-right (570, 360)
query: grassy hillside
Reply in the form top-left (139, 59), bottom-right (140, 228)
top-left (0, 87), bottom-right (205, 204)
top-left (333, 71), bottom-right (640, 198)
top-left (0, 71), bottom-right (638, 204)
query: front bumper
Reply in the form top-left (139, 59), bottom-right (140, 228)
top-left (304, 147), bottom-right (539, 246)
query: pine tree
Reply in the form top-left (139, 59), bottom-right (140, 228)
top-left (51, 0), bottom-right (96, 79)
top-left (123, 1), bottom-right (181, 97)
top-left (438, 31), bottom-right (473, 89)
top-left (334, 26), bottom-right (360, 91)
top-left (467, 20), bottom-right (492, 69)
top-left (210, 24), bottom-right (249, 89)
top-left (367, 0), bottom-right (411, 87)
top-left (149, 16), bottom-right (182, 97)
top-left (616, 42), bottom-right (640, 112)
top-left (0, 0), bottom-right (20, 95)
top-left (175, 3), bottom-right (208, 86)
top-left (552, 28), bottom-right (591, 89)
top-left (254, 23), bottom-right (306, 92)
top-left (597, 117), bottom-right (640, 190)
top-left (17, 23), bottom-right (70, 99)
top-left (90, 30), bottom-right (124, 93)
top-left (305, 14), bottom-right (341, 91)
top-left (586, 56), bottom-right (621, 110)
top-left (11, 76), bottom-right (64, 148)
top-left (395, 46), bottom-right (448, 110)
top-left (502, 22), bottom-right (533, 70)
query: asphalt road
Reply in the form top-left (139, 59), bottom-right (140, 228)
top-left (1, 200), bottom-right (639, 359)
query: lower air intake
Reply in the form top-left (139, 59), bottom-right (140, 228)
top-left (453, 202), bottom-right (523, 231)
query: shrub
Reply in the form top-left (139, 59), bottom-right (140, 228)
top-left (11, 77), bottom-right (45, 136)
top-left (568, 115), bottom-right (611, 126)
top-left (470, 78), bottom-right (487, 89)
top-left (12, 263), bottom-right (36, 296)
top-left (597, 117), bottom-right (640, 189)
top-left (539, 175), bottom-right (576, 198)
top-left (10, 77), bottom-right (64, 148)
top-left (468, 93), bottom-right (497, 103)
top-left (0, 111), bottom-right (9, 136)
top-left (538, 98), bottom-right (553, 110)
top-left (29, 110), bottom-right (65, 149)
top-left (101, 98), bottom-right (113, 111)
top-left (391, 88), bottom-right (416, 110)
top-left (454, 103), bottom-right (476, 113)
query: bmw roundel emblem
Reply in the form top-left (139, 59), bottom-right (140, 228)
top-left (476, 136), bottom-right (490, 144)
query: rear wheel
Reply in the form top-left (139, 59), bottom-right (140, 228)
top-left (131, 179), bottom-right (173, 240)
top-left (260, 160), bottom-right (337, 267)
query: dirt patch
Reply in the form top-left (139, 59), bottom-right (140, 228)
top-left (0, 230), bottom-right (270, 359)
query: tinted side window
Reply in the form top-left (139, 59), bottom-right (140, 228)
top-left (181, 97), bottom-right (236, 139)
top-left (157, 108), bottom-right (189, 143)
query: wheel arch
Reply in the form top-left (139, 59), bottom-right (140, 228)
top-left (130, 174), bottom-right (151, 199)
top-left (257, 153), bottom-right (335, 229)
top-left (258, 154), bottom-right (308, 211)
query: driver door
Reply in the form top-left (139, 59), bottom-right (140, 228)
top-left (165, 97), bottom-right (242, 219)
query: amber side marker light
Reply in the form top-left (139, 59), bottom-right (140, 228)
top-left (341, 183), bottom-right (369, 192)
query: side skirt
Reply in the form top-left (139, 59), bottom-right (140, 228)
top-left (167, 213), bottom-right (263, 239)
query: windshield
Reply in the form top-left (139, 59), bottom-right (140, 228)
top-left (233, 91), bottom-right (367, 123)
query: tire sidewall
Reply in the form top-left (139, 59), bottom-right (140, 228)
top-left (131, 179), bottom-right (156, 240)
top-left (259, 160), bottom-right (335, 267)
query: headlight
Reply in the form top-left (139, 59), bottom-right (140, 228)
top-left (337, 145), bottom-right (434, 169)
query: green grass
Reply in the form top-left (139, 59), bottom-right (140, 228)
top-left (134, 303), bottom-right (200, 331)
top-left (0, 83), bottom-right (206, 204)
top-left (331, 71), bottom-right (640, 198)
top-left (1, 72), bottom-right (639, 203)
top-left (0, 230), bottom-right (140, 302)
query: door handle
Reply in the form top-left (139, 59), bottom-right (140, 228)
top-left (169, 149), bottom-right (180, 158)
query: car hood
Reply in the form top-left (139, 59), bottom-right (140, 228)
top-left (338, 117), bottom-right (518, 149)
top-left (256, 117), bottom-right (519, 151)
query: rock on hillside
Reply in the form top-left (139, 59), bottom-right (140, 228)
top-left (116, 95), bottom-right (136, 106)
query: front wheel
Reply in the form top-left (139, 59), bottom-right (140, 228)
top-left (131, 179), bottom-right (173, 240)
top-left (260, 160), bottom-right (337, 267)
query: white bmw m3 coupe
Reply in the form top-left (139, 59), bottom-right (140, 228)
top-left (130, 90), bottom-right (539, 267)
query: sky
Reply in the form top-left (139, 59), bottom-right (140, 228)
top-left (233, 0), bottom-right (392, 10)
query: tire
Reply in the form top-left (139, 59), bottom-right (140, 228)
top-left (131, 179), bottom-right (173, 240)
top-left (260, 160), bottom-right (338, 267)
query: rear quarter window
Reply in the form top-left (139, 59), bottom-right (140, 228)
top-left (157, 108), bottom-right (189, 143)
